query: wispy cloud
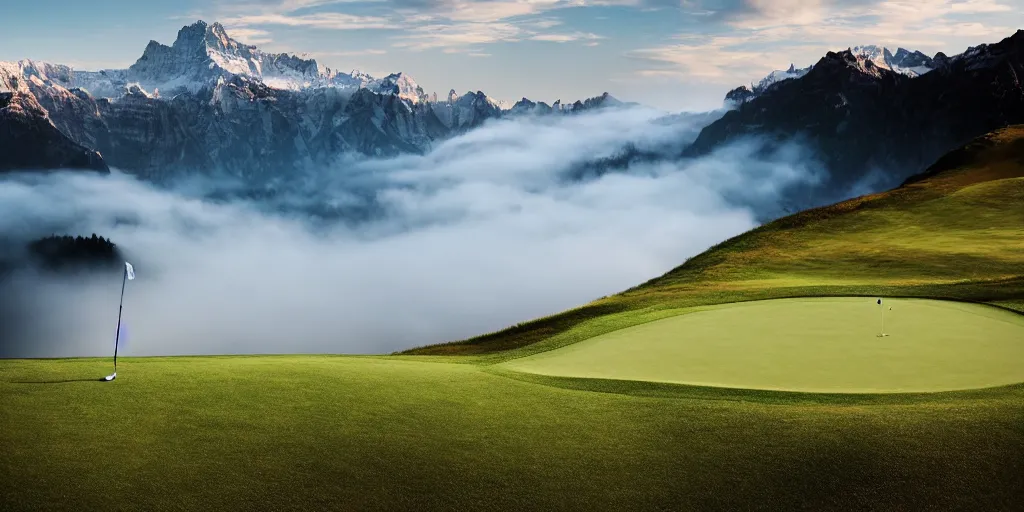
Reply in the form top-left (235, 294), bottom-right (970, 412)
top-left (225, 27), bottom-right (275, 44)
top-left (531, 32), bottom-right (603, 43)
top-left (218, 0), bottom-right (388, 13)
top-left (216, 0), bottom-right (610, 51)
top-left (633, 0), bottom-right (1018, 85)
top-left (631, 35), bottom-right (785, 80)
top-left (528, 18), bottom-right (564, 29)
top-left (312, 49), bottom-right (389, 57)
top-left (393, 22), bottom-right (524, 50)
top-left (222, 12), bottom-right (399, 30)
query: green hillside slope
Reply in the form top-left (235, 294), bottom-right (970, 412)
top-left (408, 126), bottom-right (1024, 357)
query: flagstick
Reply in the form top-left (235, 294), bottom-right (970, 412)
top-left (111, 266), bottom-right (127, 379)
top-left (876, 301), bottom-right (884, 337)
top-left (877, 299), bottom-right (888, 338)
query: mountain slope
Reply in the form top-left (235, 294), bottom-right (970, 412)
top-left (691, 30), bottom-right (1024, 196)
top-left (0, 91), bottom-right (108, 174)
top-left (406, 125), bottom-right (1024, 356)
top-left (726, 44), bottom-right (937, 106)
top-left (81, 21), bottom-right (355, 97)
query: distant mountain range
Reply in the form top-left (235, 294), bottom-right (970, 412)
top-left (570, 29), bottom-right (1024, 215)
top-left (690, 30), bottom-right (1024, 197)
top-left (37, 21), bottom-right (467, 105)
top-left (0, 20), bottom-right (627, 179)
top-left (2, 22), bottom-right (1023, 219)
top-left (726, 44), bottom-right (941, 105)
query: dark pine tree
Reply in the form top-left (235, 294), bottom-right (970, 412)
top-left (27, 234), bottom-right (121, 272)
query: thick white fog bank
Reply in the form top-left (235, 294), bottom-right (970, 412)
top-left (0, 107), bottom-right (821, 357)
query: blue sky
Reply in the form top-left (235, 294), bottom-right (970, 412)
top-left (3, 0), bottom-right (1021, 110)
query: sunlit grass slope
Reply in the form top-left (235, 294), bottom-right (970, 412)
top-left (408, 126), bottom-right (1024, 357)
top-left (503, 297), bottom-right (1024, 392)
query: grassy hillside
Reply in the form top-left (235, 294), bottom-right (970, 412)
top-left (407, 126), bottom-right (1024, 357)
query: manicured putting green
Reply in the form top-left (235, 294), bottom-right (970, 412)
top-left (503, 298), bottom-right (1024, 393)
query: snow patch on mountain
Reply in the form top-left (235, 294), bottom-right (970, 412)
top-left (758, 64), bottom-right (812, 91)
top-left (3, 21), bottom-right (429, 104)
top-left (728, 44), bottom-right (939, 106)
top-left (851, 45), bottom-right (937, 77)
top-left (366, 73), bottom-right (428, 103)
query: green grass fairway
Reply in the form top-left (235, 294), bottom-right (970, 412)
top-left (3, 356), bottom-right (1024, 511)
top-left (503, 298), bottom-right (1024, 393)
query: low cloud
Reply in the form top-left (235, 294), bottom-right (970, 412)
top-left (224, 27), bottom-right (275, 44)
top-left (392, 22), bottom-right (524, 50)
top-left (0, 107), bottom-right (821, 358)
top-left (221, 12), bottom-right (400, 30)
top-left (530, 32), bottom-right (604, 43)
top-left (216, 0), bottom-right (614, 52)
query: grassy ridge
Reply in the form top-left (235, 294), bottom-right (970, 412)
top-left (407, 126), bottom-right (1024, 357)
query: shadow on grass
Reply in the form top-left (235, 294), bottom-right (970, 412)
top-left (11, 378), bottom-right (109, 384)
top-left (486, 367), bottom-right (1024, 406)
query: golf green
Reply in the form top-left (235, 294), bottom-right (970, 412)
top-left (502, 298), bottom-right (1024, 393)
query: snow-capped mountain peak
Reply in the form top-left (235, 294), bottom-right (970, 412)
top-left (36, 20), bottom-right (425, 102)
top-left (366, 72), bottom-right (428, 103)
top-left (850, 44), bottom-right (936, 77)
top-left (728, 42), bottom-right (940, 106)
top-left (851, 45), bottom-right (888, 68)
top-left (759, 64), bottom-right (812, 89)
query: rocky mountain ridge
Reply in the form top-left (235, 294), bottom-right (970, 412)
top-left (0, 90), bottom-right (108, 174)
top-left (692, 30), bottom-right (1024, 196)
top-left (726, 43), bottom-right (940, 105)
top-left (0, 21), bottom-right (626, 177)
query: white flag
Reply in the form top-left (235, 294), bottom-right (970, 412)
top-left (125, 261), bottom-right (135, 281)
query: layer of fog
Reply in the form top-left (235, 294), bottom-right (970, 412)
top-left (0, 107), bottom-right (824, 358)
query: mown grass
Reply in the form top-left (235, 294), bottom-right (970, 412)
top-left (406, 126), bottom-right (1024, 357)
top-left (2, 357), bottom-right (1023, 511)
top-left (502, 298), bottom-right (1024, 392)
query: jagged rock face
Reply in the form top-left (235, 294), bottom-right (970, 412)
top-left (365, 73), bottom-right (428, 104)
top-left (328, 89), bottom-right (449, 157)
top-left (3, 58), bottom-right (627, 179)
top-left (509, 97), bottom-right (553, 116)
top-left (452, 91), bottom-right (502, 129)
top-left (888, 48), bottom-right (934, 70)
top-left (36, 76), bottom-right (454, 180)
top-left (728, 44), bottom-right (938, 105)
top-left (1, 57), bottom-right (456, 180)
top-left (58, 21), bottom-right (372, 100)
top-left (430, 91), bottom-right (502, 130)
top-left (0, 91), bottom-right (108, 174)
top-left (508, 92), bottom-right (624, 117)
top-left (724, 85), bottom-right (755, 106)
top-left (124, 21), bottom-right (324, 96)
top-left (578, 92), bottom-right (623, 111)
top-left (688, 30), bottom-right (1024, 194)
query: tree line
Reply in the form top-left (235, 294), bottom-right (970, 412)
top-left (27, 234), bottom-right (120, 270)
